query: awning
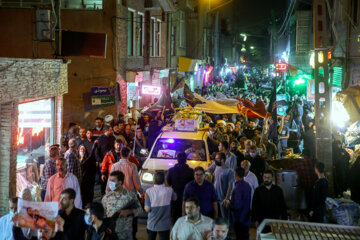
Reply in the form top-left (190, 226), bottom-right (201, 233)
top-left (193, 94), bottom-right (239, 114)
top-left (178, 56), bottom-right (199, 72)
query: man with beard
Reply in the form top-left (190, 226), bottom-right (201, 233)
top-left (45, 158), bottom-right (82, 209)
top-left (76, 128), bottom-right (87, 146)
top-left (171, 197), bottom-right (213, 240)
top-left (93, 117), bottom-right (105, 139)
top-left (252, 170), bottom-right (287, 229)
top-left (96, 126), bottom-right (116, 195)
top-left (247, 145), bottom-right (265, 184)
top-left (58, 188), bottom-right (87, 239)
top-left (78, 129), bottom-right (95, 155)
top-left (64, 139), bottom-right (81, 183)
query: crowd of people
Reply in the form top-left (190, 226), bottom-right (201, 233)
top-left (1, 67), bottom-right (358, 239)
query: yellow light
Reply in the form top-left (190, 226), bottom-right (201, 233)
top-left (318, 51), bottom-right (324, 63)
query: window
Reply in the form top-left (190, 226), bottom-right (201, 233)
top-left (150, 17), bottom-right (155, 57)
top-left (151, 138), bottom-right (206, 161)
top-left (179, 11), bottom-right (186, 48)
top-left (17, 98), bottom-right (55, 170)
top-left (171, 26), bottom-right (176, 56)
top-left (137, 12), bottom-right (144, 56)
top-left (127, 9), bottom-right (136, 56)
top-left (155, 19), bottom-right (161, 56)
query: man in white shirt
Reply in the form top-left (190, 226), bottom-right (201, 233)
top-left (0, 197), bottom-right (18, 239)
top-left (171, 197), bottom-right (213, 240)
top-left (241, 160), bottom-right (259, 208)
top-left (45, 157), bottom-right (82, 209)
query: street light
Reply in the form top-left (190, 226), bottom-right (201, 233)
top-left (240, 33), bottom-right (247, 41)
top-left (250, 46), bottom-right (255, 50)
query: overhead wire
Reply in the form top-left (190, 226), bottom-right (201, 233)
top-left (277, 0), bottom-right (296, 34)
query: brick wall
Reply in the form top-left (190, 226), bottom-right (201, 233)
top-left (0, 58), bottom-right (68, 103)
top-left (0, 57), bottom-right (68, 216)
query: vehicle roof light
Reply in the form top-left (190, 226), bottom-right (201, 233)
top-left (166, 138), bottom-right (175, 143)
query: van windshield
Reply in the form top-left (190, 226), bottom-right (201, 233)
top-left (151, 138), bottom-right (206, 161)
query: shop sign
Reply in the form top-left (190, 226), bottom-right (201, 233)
top-left (91, 95), bottom-right (115, 105)
top-left (275, 63), bottom-right (288, 71)
top-left (91, 86), bottom-right (114, 96)
top-left (142, 85), bottom-right (161, 95)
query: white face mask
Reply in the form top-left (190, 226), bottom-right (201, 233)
top-left (79, 151), bottom-right (85, 157)
top-left (210, 131), bottom-right (215, 135)
top-left (109, 181), bottom-right (117, 191)
top-left (250, 152), bottom-right (256, 158)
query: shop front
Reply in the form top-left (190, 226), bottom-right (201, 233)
top-left (0, 58), bottom-right (68, 214)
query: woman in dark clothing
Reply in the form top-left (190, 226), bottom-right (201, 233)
top-left (309, 162), bottom-right (328, 223)
top-left (79, 141), bottom-right (98, 207)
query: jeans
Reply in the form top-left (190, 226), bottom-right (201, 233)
top-left (147, 229), bottom-right (170, 240)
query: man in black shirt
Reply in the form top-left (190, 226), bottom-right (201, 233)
top-left (309, 162), bottom-right (328, 223)
top-left (95, 126), bottom-right (116, 194)
top-left (167, 152), bottom-right (194, 222)
top-left (79, 130), bottom-right (95, 154)
top-left (59, 188), bottom-right (87, 240)
top-left (252, 170), bottom-right (287, 228)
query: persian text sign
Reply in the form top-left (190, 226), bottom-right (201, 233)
top-left (92, 95), bottom-right (115, 105)
top-left (142, 85), bottom-right (161, 95)
top-left (91, 86), bottom-right (114, 96)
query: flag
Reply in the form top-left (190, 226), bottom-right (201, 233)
top-left (144, 88), bottom-right (173, 113)
top-left (236, 98), bottom-right (268, 118)
top-left (183, 84), bottom-right (204, 107)
top-left (171, 76), bottom-right (185, 93)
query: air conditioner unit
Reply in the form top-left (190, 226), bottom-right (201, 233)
top-left (36, 9), bottom-right (53, 41)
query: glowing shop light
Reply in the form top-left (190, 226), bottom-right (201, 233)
top-left (142, 85), bottom-right (161, 95)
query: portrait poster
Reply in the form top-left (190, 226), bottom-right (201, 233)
top-left (17, 199), bottom-right (58, 231)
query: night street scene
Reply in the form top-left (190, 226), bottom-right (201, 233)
top-left (2, 0), bottom-right (360, 239)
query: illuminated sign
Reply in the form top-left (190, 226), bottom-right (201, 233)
top-left (142, 85), bottom-right (161, 95)
top-left (275, 63), bottom-right (288, 71)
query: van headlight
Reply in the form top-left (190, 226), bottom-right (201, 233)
top-left (142, 172), bottom-right (154, 182)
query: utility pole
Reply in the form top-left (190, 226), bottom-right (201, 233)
top-left (313, 0), bottom-right (333, 195)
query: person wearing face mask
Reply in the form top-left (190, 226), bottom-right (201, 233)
top-left (84, 202), bottom-right (118, 240)
top-left (252, 170), bottom-right (287, 230)
top-left (247, 145), bottom-right (265, 184)
top-left (0, 197), bottom-right (19, 239)
top-left (207, 152), bottom-right (235, 223)
top-left (102, 171), bottom-right (142, 240)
